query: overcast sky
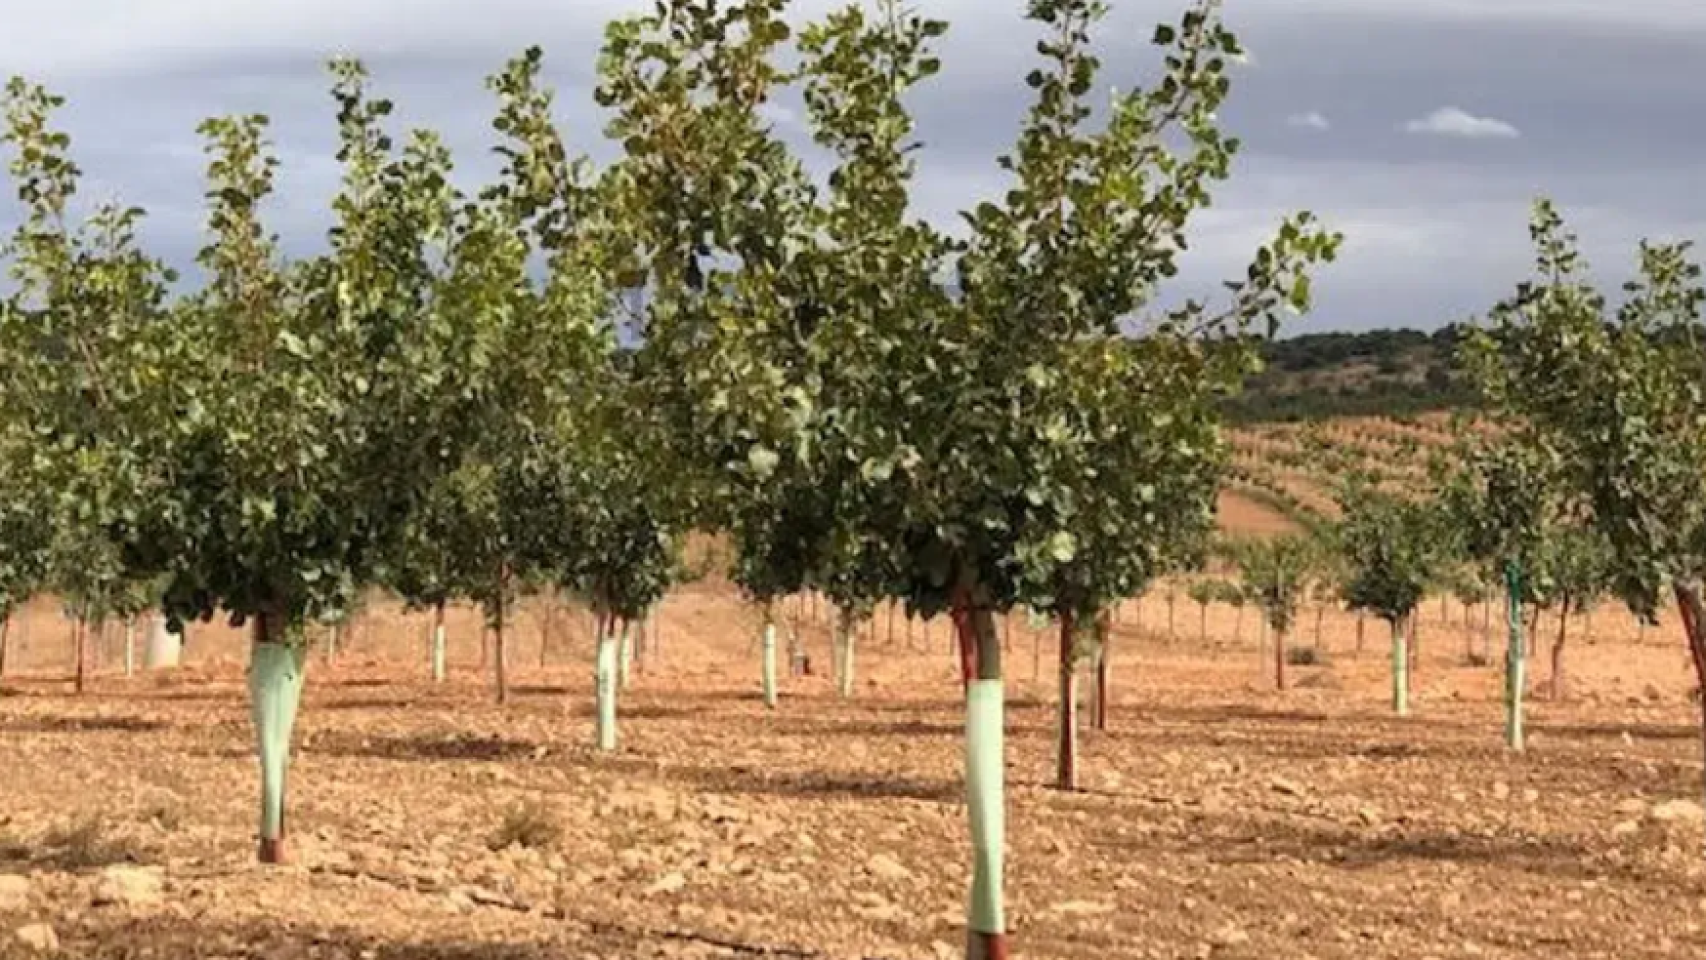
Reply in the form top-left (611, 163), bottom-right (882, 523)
top-left (2, 0), bottom-right (1701, 333)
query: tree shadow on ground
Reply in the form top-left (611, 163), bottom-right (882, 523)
top-left (1534, 721), bottom-right (1700, 742)
top-left (663, 763), bottom-right (959, 804)
top-left (41, 903), bottom-right (886, 959)
top-left (782, 719), bottom-right (963, 738)
top-left (0, 714), bottom-right (169, 733)
top-left (313, 698), bottom-right (420, 712)
top-left (306, 730), bottom-right (541, 762)
top-left (1105, 814), bottom-right (1664, 888)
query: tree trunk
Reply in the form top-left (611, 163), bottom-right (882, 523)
top-left (431, 601), bottom-right (447, 683)
top-left (249, 610), bottom-right (306, 864)
top-left (1314, 605), bottom-right (1326, 649)
top-left (1407, 612), bottom-right (1420, 676)
top-left (760, 610), bottom-right (779, 709)
top-left (1669, 582), bottom-right (1706, 811)
top-left (1504, 565), bottom-right (1527, 752)
top-left (888, 602), bottom-right (897, 647)
top-left (1093, 610), bottom-right (1110, 732)
top-left (0, 611), bottom-right (11, 679)
top-left (835, 606), bottom-right (856, 698)
top-left (1031, 617), bottom-right (1041, 685)
top-left (1233, 606), bottom-right (1243, 644)
top-left (1274, 625), bottom-right (1287, 691)
top-left (1198, 604), bottom-right (1208, 643)
top-left (1550, 596), bottom-right (1569, 701)
top-left (1055, 612), bottom-right (1077, 792)
top-left (594, 609), bottom-right (618, 752)
top-left (73, 616), bottom-right (87, 694)
top-left (123, 618), bottom-right (136, 678)
top-left (325, 624), bottom-right (339, 664)
top-left (1481, 601), bottom-right (1492, 660)
top-left (493, 592), bottom-right (509, 706)
top-left (953, 586), bottom-right (1006, 960)
top-left (951, 608), bottom-right (976, 692)
top-left (1391, 617), bottom-right (1409, 717)
top-left (1356, 611), bottom-right (1366, 654)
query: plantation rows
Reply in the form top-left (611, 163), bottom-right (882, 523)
top-left (4, 1), bottom-right (1706, 957)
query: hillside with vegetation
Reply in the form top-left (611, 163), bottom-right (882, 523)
top-left (1225, 325), bottom-right (1479, 423)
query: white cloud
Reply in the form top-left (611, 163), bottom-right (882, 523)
top-left (1402, 107), bottom-right (1520, 140)
top-left (1286, 111), bottom-right (1331, 131)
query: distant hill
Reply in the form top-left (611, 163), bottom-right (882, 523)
top-left (1224, 325), bottom-right (1479, 423)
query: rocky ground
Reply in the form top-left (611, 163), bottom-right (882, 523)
top-left (2, 583), bottom-right (1705, 959)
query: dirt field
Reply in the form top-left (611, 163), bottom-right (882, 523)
top-left (3, 581), bottom-right (1706, 959)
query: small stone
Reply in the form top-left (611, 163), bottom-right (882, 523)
top-left (1269, 777), bottom-right (1304, 797)
top-left (1208, 923), bottom-right (1251, 948)
top-left (866, 853), bottom-right (912, 881)
top-left (1611, 820), bottom-right (1640, 838)
top-left (0, 875), bottom-right (30, 911)
top-left (1648, 799), bottom-right (1706, 826)
top-left (1491, 781), bottom-right (1510, 801)
top-left (14, 923), bottom-right (58, 952)
top-left (93, 866), bottom-right (164, 908)
top-left (646, 872), bottom-right (686, 895)
top-left (1051, 900), bottom-right (1114, 916)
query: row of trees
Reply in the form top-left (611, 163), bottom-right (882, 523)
top-left (0, 2), bottom-right (1340, 957)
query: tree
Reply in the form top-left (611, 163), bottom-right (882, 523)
top-left (122, 62), bottom-right (474, 863)
top-left (1, 79), bottom-right (177, 694)
top-left (1337, 479), bottom-right (1438, 716)
top-left (0, 440), bottom-right (49, 678)
top-left (1186, 579), bottom-right (1220, 642)
top-left (601, 3), bottom-right (1337, 955)
top-left (1465, 199), bottom-right (1706, 792)
top-left (1535, 526), bottom-right (1611, 700)
top-left (1229, 534), bottom-right (1313, 689)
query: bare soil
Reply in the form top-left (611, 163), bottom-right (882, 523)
top-left (2, 583), bottom-right (1705, 959)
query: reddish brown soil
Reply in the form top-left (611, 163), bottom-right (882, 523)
top-left (2, 584), bottom-right (1705, 960)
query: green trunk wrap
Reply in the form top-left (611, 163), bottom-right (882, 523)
top-left (249, 640), bottom-right (307, 842)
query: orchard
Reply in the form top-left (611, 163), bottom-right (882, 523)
top-left (2, 2), bottom-right (1705, 958)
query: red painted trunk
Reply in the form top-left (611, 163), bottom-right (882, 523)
top-left (1672, 583), bottom-right (1706, 809)
top-left (952, 606), bottom-right (977, 691)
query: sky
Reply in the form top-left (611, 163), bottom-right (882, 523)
top-left (2, 0), bottom-right (1702, 334)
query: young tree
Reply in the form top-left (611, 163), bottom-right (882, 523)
top-left (1229, 534), bottom-right (1313, 690)
top-left (602, 3), bottom-right (1337, 956)
top-left (1466, 200), bottom-right (1706, 787)
top-left (0, 445), bottom-right (48, 679)
top-left (1338, 480), bottom-right (1437, 716)
top-left (1, 79), bottom-right (177, 694)
top-left (124, 63), bottom-right (473, 863)
top-left (1187, 579), bottom-right (1219, 643)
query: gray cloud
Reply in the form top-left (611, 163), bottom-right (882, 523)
top-left (2, 1), bottom-right (1702, 332)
